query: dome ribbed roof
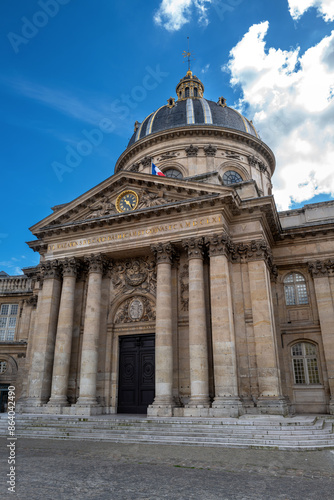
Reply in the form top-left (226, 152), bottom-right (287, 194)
top-left (127, 72), bottom-right (258, 148)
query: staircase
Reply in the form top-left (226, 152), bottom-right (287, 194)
top-left (1, 414), bottom-right (334, 450)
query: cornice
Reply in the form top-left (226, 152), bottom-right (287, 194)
top-left (115, 125), bottom-right (276, 175)
top-left (32, 193), bottom-right (236, 239)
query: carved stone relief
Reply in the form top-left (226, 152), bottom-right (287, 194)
top-left (114, 296), bottom-right (155, 324)
top-left (111, 257), bottom-right (157, 296)
top-left (89, 196), bottom-right (117, 217)
top-left (137, 190), bottom-right (176, 209)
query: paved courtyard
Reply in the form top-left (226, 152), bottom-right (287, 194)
top-left (0, 437), bottom-right (333, 499)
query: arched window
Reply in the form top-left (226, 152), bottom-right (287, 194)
top-left (185, 87), bottom-right (190, 98)
top-left (222, 170), bottom-right (243, 185)
top-left (0, 361), bottom-right (7, 374)
top-left (163, 168), bottom-right (183, 179)
top-left (284, 273), bottom-right (308, 306)
top-left (291, 342), bottom-right (320, 385)
top-left (194, 87), bottom-right (198, 97)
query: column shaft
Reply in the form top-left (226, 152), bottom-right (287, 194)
top-left (148, 243), bottom-right (174, 417)
top-left (184, 238), bottom-right (210, 408)
top-left (48, 260), bottom-right (78, 407)
top-left (76, 255), bottom-right (104, 408)
top-left (26, 262), bottom-right (61, 406)
top-left (209, 245), bottom-right (241, 415)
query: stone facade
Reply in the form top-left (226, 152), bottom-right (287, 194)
top-left (1, 72), bottom-right (334, 417)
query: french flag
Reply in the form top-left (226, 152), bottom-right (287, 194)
top-left (152, 162), bottom-right (165, 176)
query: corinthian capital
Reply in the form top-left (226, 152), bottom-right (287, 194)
top-left (61, 257), bottom-right (80, 278)
top-left (151, 243), bottom-right (175, 264)
top-left (206, 233), bottom-right (233, 258)
top-left (40, 260), bottom-right (61, 280)
top-left (182, 237), bottom-right (205, 260)
top-left (308, 259), bottom-right (334, 278)
top-left (85, 254), bottom-right (111, 275)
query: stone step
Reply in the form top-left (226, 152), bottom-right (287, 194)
top-left (13, 424), bottom-right (333, 437)
top-left (9, 430), bottom-right (334, 450)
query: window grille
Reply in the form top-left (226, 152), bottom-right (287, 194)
top-left (0, 304), bottom-right (18, 341)
top-left (222, 170), bottom-right (243, 185)
top-left (284, 273), bottom-right (308, 305)
top-left (291, 342), bottom-right (320, 385)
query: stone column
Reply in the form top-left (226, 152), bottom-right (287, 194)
top-left (206, 234), bottom-right (242, 417)
top-left (148, 243), bottom-right (175, 417)
top-left (246, 241), bottom-right (288, 415)
top-left (309, 260), bottom-right (334, 414)
top-left (24, 261), bottom-right (62, 408)
top-left (75, 254), bottom-right (107, 415)
top-left (47, 258), bottom-right (79, 410)
top-left (183, 237), bottom-right (210, 412)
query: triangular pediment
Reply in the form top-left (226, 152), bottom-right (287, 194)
top-left (30, 171), bottom-right (235, 236)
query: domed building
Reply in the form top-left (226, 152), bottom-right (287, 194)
top-left (0, 71), bottom-right (334, 418)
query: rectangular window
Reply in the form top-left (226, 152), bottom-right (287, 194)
top-left (0, 304), bottom-right (18, 341)
top-left (293, 358), bottom-right (306, 384)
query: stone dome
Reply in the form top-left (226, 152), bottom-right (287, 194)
top-left (127, 70), bottom-right (258, 147)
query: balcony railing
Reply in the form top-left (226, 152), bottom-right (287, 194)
top-left (0, 277), bottom-right (33, 294)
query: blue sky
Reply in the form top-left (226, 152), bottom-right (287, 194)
top-left (1, 0), bottom-right (334, 275)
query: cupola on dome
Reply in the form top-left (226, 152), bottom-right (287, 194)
top-left (128, 70), bottom-right (258, 147)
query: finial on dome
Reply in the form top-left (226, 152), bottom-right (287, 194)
top-left (182, 36), bottom-right (195, 72)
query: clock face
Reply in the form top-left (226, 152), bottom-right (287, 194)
top-left (116, 190), bottom-right (139, 213)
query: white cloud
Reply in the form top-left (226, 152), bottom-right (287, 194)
top-left (201, 63), bottom-right (210, 73)
top-left (288, 0), bottom-right (334, 22)
top-left (154, 0), bottom-right (211, 31)
top-left (225, 22), bottom-right (334, 210)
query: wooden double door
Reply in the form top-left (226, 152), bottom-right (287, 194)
top-left (117, 334), bottom-right (155, 414)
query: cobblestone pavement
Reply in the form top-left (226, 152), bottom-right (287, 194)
top-left (0, 438), bottom-right (333, 499)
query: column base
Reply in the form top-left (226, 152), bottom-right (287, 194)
top-left (18, 397), bottom-right (46, 413)
top-left (186, 396), bottom-right (210, 409)
top-left (329, 397), bottom-right (334, 415)
top-left (257, 396), bottom-right (290, 416)
top-left (147, 404), bottom-right (174, 417)
top-left (183, 406), bottom-right (210, 417)
top-left (71, 404), bottom-right (103, 416)
top-left (210, 396), bottom-right (243, 418)
top-left (46, 396), bottom-right (70, 407)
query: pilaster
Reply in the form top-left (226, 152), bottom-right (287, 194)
top-left (309, 260), bottom-right (334, 414)
top-left (206, 234), bottom-right (242, 417)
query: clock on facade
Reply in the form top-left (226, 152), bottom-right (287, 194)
top-left (116, 190), bottom-right (139, 213)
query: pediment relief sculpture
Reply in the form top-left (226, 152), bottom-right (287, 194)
top-left (137, 189), bottom-right (177, 209)
top-left (89, 196), bottom-right (117, 218)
